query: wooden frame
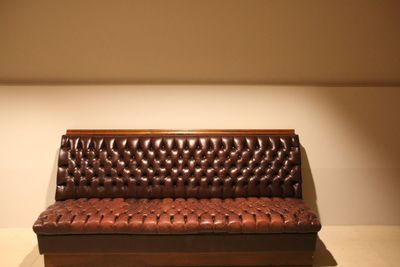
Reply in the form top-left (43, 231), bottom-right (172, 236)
top-left (66, 129), bottom-right (295, 136)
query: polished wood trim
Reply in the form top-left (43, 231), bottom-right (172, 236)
top-left (66, 129), bottom-right (295, 136)
top-left (44, 251), bottom-right (313, 267)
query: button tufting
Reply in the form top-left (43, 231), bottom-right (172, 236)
top-left (33, 198), bottom-right (320, 235)
top-left (56, 135), bottom-right (302, 200)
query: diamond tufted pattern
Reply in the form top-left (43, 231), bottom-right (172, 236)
top-left (56, 135), bottom-right (302, 200)
top-left (33, 197), bottom-right (320, 235)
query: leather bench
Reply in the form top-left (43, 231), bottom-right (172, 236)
top-left (33, 129), bottom-right (321, 267)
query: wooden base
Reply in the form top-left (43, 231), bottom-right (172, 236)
top-left (44, 252), bottom-right (313, 267)
top-left (40, 234), bottom-right (317, 266)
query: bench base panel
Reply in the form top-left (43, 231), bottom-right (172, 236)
top-left (39, 233), bottom-right (317, 266)
top-left (38, 233), bottom-right (317, 254)
top-left (44, 252), bottom-right (313, 267)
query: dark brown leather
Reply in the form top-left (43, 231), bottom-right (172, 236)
top-left (33, 197), bottom-right (320, 235)
top-left (34, 131), bottom-right (321, 244)
top-left (56, 135), bottom-right (302, 200)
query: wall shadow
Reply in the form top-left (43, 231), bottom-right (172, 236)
top-left (300, 145), bottom-right (320, 218)
top-left (19, 245), bottom-right (43, 267)
top-left (45, 149), bottom-right (59, 208)
top-left (301, 146), bottom-right (336, 266)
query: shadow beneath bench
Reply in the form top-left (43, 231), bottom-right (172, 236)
top-left (313, 236), bottom-right (337, 266)
top-left (19, 245), bottom-right (43, 267)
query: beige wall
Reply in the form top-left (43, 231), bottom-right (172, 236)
top-left (1, 0), bottom-right (400, 84)
top-left (0, 86), bottom-right (399, 227)
top-left (1, 0), bottom-right (399, 228)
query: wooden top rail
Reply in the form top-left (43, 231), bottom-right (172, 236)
top-left (66, 129), bottom-right (295, 136)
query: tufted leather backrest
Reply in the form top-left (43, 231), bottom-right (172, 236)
top-left (56, 132), bottom-right (302, 200)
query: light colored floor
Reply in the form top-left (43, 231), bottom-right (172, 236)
top-left (0, 226), bottom-right (399, 267)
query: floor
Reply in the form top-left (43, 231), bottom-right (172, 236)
top-left (0, 226), bottom-right (399, 267)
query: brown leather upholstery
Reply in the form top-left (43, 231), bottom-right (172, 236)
top-left (33, 197), bottom-right (320, 235)
top-left (34, 130), bottom-right (321, 264)
top-left (56, 135), bottom-right (302, 200)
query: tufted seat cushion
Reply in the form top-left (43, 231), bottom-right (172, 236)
top-left (33, 197), bottom-right (320, 235)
